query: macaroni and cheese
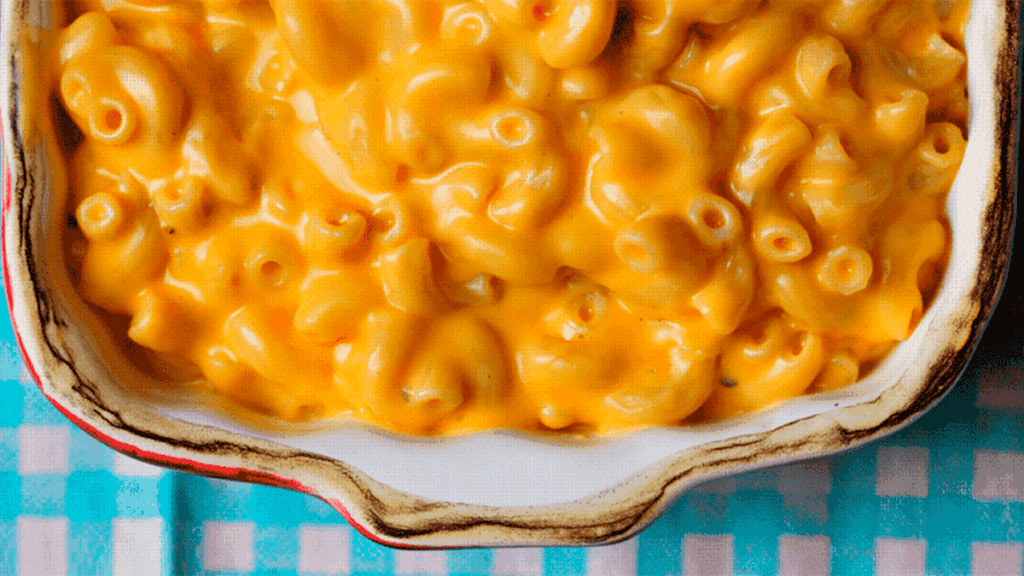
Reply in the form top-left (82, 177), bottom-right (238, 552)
top-left (50, 0), bottom-right (969, 435)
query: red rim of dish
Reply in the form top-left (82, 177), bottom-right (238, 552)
top-left (0, 123), bottom-right (438, 550)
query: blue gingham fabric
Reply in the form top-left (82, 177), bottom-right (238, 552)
top-left (3, 268), bottom-right (1024, 575)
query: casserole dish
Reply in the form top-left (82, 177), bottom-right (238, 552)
top-left (2, 0), bottom-right (1019, 547)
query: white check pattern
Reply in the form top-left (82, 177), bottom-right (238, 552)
top-left (4, 317), bottom-right (1024, 574)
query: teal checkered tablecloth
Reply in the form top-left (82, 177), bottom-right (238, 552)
top-left (2, 262), bottom-right (1023, 575)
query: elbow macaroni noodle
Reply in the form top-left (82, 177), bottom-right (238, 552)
top-left (49, 0), bottom-right (969, 434)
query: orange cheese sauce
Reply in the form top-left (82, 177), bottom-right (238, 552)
top-left (50, 0), bottom-right (969, 435)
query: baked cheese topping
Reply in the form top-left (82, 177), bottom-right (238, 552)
top-left (50, 0), bottom-right (968, 434)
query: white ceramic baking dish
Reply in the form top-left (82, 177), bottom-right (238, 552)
top-left (2, 0), bottom-right (1018, 547)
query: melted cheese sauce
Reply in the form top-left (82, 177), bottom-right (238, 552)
top-left (49, 0), bottom-right (969, 435)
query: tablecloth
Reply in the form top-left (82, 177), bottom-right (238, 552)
top-left (2, 258), bottom-right (1023, 576)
